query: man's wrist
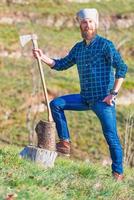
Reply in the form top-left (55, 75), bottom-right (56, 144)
top-left (41, 54), bottom-right (47, 62)
top-left (110, 89), bottom-right (118, 96)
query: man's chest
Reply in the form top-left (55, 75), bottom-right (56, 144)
top-left (75, 45), bottom-right (104, 66)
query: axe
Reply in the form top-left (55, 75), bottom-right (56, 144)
top-left (20, 34), bottom-right (53, 122)
top-left (19, 34), bottom-right (57, 167)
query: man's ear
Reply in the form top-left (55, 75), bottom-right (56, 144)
top-left (75, 17), bottom-right (81, 27)
top-left (76, 16), bottom-right (80, 23)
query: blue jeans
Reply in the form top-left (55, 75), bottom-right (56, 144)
top-left (50, 94), bottom-right (123, 174)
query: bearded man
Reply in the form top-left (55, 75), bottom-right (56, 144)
top-left (33, 8), bottom-right (128, 181)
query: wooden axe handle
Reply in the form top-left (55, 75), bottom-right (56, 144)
top-left (32, 38), bottom-right (53, 122)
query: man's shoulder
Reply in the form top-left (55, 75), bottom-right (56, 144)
top-left (97, 35), bottom-right (113, 45)
top-left (97, 35), bottom-right (116, 52)
top-left (74, 40), bottom-right (83, 47)
top-left (69, 40), bottom-right (83, 52)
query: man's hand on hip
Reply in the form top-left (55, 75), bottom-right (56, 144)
top-left (102, 94), bottom-right (116, 106)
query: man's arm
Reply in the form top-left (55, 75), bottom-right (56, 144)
top-left (103, 41), bottom-right (128, 105)
top-left (113, 78), bottom-right (124, 92)
top-left (33, 44), bottom-right (77, 71)
top-left (104, 41), bottom-right (128, 79)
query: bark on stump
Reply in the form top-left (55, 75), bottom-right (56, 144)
top-left (35, 120), bottom-right (56, 151)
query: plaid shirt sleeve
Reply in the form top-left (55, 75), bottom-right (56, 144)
top-left (103, 41), bottom-right (128, 78)
top-left (52, 44), bottom-right (77, 71)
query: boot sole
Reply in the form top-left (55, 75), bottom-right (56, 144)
top-left (57, 151), bottom-right (70, 157)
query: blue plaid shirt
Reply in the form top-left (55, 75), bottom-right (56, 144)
top-left (52, 34), bottom-right (128, 104)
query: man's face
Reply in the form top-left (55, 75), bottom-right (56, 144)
top-left (80, 18), bottom-right (97, 40)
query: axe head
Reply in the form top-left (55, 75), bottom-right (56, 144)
top-left (20, 34), bottom-right (38, 47)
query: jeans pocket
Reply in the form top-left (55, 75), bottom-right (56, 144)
top-left (102, 101), bottom-right (115, 107)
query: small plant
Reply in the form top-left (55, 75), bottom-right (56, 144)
top-left (124, 113), bottom-right (134, 167)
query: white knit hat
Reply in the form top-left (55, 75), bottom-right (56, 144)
top-left (76, 8), bottom-right (99, 28)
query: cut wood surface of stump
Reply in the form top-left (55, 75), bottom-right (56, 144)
top-left (19, 145), bottom-right (57, 168)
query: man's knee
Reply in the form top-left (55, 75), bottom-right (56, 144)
top-left (50, 99), bottom-right (57, 109)
top-left (50, 97), bottom-right (64, 110)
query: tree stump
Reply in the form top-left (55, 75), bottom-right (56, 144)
top-left (19, 120), bottom-right (57, 168)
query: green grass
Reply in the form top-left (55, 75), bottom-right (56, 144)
top-left (0, 24), bottom-right (19, 51)
top-left (0, 146), bottom-right (134, 200)
top-left (0, 0), bottom-right (133, 171)
top-left (0, 0), bottom-right (134, 15)
top-left (0, 55), bottom-right (133, 160)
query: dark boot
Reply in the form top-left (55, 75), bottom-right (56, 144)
top-left (112, 172), bottom-right (124, 181)
top-left (56, 140), bottom-right (71, 156)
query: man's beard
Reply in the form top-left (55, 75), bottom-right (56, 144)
top-left (80, 28), bottom-right (97, 41)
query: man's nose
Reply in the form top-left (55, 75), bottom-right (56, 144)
top-left (86, 22), bottom-right (91, 27)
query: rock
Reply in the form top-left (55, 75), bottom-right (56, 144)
top-left (116, 18), bottom-right (134, 28)
top-left (0, 11), bottom-right (133, 29)
top-left (0, 17), bottom-right (14, 24)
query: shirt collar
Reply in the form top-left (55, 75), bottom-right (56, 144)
top-left (83, 34), bottom-right (99, 46)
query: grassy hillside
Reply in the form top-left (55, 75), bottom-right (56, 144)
top-left (0, 0), bottom-right (134, 161)
top-left (0, 145), bottom-right (134, 200)
top-left (0, 0), bottom-right (134, 15)
top-left (0, 56), bottom-right (133, 160)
